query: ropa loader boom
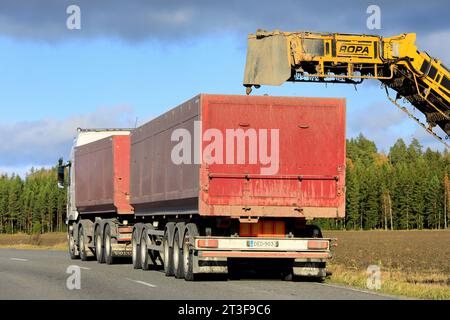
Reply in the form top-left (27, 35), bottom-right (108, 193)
top-left (243, 30), bottom-right (450, 147)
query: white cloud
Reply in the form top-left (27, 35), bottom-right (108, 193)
top-left (0, 105), bottom-right (135, 172)
top-left (417, 29), bottom-right (450, 65)
top-left (347, 100), bottom-right (447, 152)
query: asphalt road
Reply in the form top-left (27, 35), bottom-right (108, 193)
top-left (0, 249), bottom-right (397, 300)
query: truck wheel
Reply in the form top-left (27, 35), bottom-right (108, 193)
top-left (173, 229), bottom-right (184, 279)
top-left (68, 228), bottom-right (79, 260)
top-left (79, 226), bottom-right (88, 261)
top-left (132, 227), bottom-right (141, 269)
top-left (183, 223), bottom-right (199, 281)
top-left (316, 276), bottom-right (326, 283)
top-left (281, 268), bottom-right (294, 281)
top-left (95, 226), bottom-right (104, 263)
top-left (104, 224), bottom-right (114, 265)
top-left (163, 223), bottom-right (175, 276)
top-left (140, 230), bottom-right (151, 270)
top-left (306, 225), bottom-right (323, 238)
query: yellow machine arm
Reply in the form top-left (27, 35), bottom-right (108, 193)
top-left (243, 30), bottom-right (450, 147)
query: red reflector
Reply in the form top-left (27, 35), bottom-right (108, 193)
top-left (197, 239), bottom-right (219, 248)
top-left (308, 240), bottom-right (328, 250)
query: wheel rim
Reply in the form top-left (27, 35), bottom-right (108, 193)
top-left (132, 231), bottom-right (138, 264)
top-left (173, 235), bottom-right (179, 273)
top-left (79, 230), bottom-right (85, 258)
top-left (105, 230), bottom-right (110, 258)
top-left (69, 232), bottom-right (75, 255)
top-left (96, 231), bottom-right (102, 258)
top-left (183, 233), bottom-right (189, 273)
top-left (163, 238), bottom-right (169, 269)
top-left (140, 234), bottom-right (147, 266)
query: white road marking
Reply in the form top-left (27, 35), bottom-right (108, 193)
top-left (79, 266), bottom-right (91, 270)
top-left (10, 258), bottom-right (28, 262)
top-left (126, 278), bottom-right (157, 288)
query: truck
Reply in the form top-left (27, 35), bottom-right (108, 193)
top-left (59, 94), bottom-right (346, 281)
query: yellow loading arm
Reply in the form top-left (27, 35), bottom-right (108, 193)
top-left (243, 30), bottom-right (450, 147)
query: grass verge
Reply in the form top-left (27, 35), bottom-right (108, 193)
top-left (0, 232), bottom-right (66, 251)
top-left (327, 264), bottom-right (450, 300)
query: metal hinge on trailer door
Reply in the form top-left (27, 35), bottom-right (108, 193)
top-left (239, 216), bottom-right (259, 223)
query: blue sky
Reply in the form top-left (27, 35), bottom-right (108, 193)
top-left (0, 0), bottom-right (449, 176)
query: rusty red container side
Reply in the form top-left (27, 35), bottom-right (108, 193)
top-left (113, 136), bottom-right (134, 214)
top-left (130, 94), bottom-right (346, 219)
top-left (198, 94), bottom-right (346, 219)
top-left (75, 135), bottom-right (133, 215)
top-left (130, 96), bottom-right (200, 213)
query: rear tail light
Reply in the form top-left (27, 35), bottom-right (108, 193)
top-left (118, 227), bottom-right (133, 233)
top-left (117, 236), bottom-right (132, 242)
top-left (307, 240), bottom-right (328, 250)
top-left (197, 239), bottom-right (219, 248)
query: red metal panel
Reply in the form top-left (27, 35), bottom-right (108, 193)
top-left (113, 136), bottom-right (134, 214)
top-left (199, 94), bottom-right (346, 219)
top-left (75, 136), bottom-right (133, 214)
top-left (130, 96), bottom-right (200, 214)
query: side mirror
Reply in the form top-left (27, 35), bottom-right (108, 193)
top-left (57, 158), bottom-right (65, 189)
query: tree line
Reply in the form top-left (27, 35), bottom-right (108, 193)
top-left (0, 168), bottom-right (66, 234)
top-left (0, 134), bottom-right (449, 234)
top-left (318, 135), bottom-right (450, 230)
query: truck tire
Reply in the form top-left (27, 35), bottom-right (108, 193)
top-left (140, 229), bottom-right (151, 270)
top-left (306, 225), bottom-right (323, 238)
top-left (173, 223), bottom-right (185, 279)
top-left (132, 226), bottom-right (141, 269)
top-left (163, 223), bottom-right (175, 276)
top-left (183, 223), bottom-right (199, 281)
top-left (79, 225), bottom-right (88, 261)
top-left (173, 229), bottom-right (183, 279)
top-left (68, 228), bottom-right (79, 260)
top-left (281, 267), bottom-right (294, 281)
top-left (104, 224), bottom-right (114, 265)
top-left (294, 224), bottom-right (323, 238)
top-left (95, 226), bottom-right (105, 263)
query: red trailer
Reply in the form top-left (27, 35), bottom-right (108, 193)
top-left (75, 135), bottom-right (133, 215)
top-left (130, 94), bottom-right (345, 218)
top-left (66, 130), bottom-right (134, 262)
top-left (62, 94), bottom-right (345, 280)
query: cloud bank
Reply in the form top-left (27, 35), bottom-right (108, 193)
top-left (1, 0), bottom-right (449, 42)
top-left (0, 105), bottom-right (135, 169)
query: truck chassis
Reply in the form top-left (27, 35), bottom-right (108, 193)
top-left (68, 215), bottom-right (332, 281)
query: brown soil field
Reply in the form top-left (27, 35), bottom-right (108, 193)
top-left (323, 230), bottom-right (450, 276)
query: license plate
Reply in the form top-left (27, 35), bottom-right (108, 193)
top-left (246, 240), bottom-right (279, 248)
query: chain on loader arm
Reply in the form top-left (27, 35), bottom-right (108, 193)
top-left (243, 30), bottom-right (450, 148)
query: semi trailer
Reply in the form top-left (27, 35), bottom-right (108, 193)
top-left (59, 94), bottom-right (346, 281)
